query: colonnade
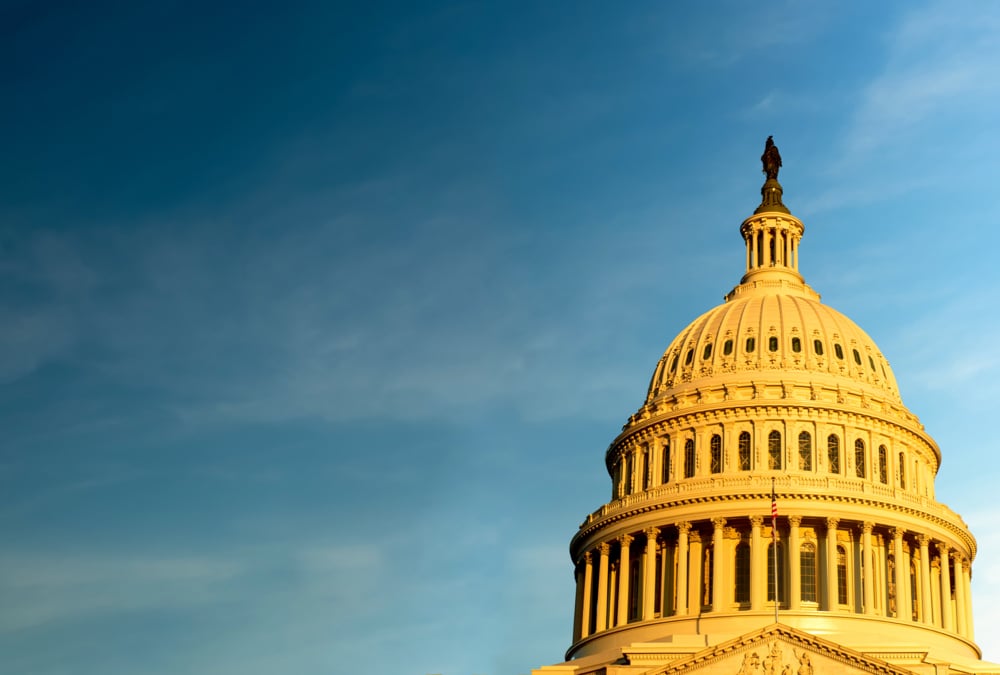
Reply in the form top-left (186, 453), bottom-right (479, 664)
top-left (743, 218), bottom-right (800, 273)
top-left (572, 516), bottom-right (974, 644)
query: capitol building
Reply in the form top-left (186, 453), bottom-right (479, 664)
top-left (534, 140), bottom-right (1000, 675)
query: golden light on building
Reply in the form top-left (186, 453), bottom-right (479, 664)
top-left (534, 139), bottom-right (999, 675)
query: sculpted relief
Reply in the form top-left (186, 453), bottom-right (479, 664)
top-left (737, 643), bottom-right (813, 675)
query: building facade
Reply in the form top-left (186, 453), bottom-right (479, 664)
top-left (534, 142), bottom-right (999, 675)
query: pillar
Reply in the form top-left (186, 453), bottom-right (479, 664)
top-left (595, 543), bottom-right (610, 632)
top-left (750, 516), bottom-right (764, 611)
top-left (676, 522), bottom-right (690, 616)
top-left (580, 551), bottom-right (593, 638)
top-left (788, 516), bottom-right (801, 610)
top-left (616, 534), bottom-right (632, 627)
top-left (572, 563), bottom-right (583, 641)
top-left (892, 528), bottom-right (905, 619)
top-left (712, 518), bottom-right (726, 611)
top-left (918, 534), bottom-right (932, 625)
top-left (954, 553), bottom-right (968, 637)
top-left (963, 559), bottom-right (975, 640)
top-left (825, 518), bottom-right (839, 611)
top-left (938, 542), bottom-right (953, 631)
top-left (862, 523), bottom-right (875, 615)
top-left (643, 527), bottom-right (658, 620)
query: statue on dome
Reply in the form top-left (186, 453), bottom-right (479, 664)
top-left (761, 135), bottom-right (782, 180)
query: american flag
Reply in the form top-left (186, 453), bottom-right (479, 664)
top-left (771, 484), bottom-right (777, 529)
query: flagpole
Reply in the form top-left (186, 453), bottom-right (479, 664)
top-left (772, 476), bottom-right (778, 624)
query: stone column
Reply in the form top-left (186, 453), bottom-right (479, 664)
top-left (572, 564), bottom-right (583, 641)
top-left (918, 535), bottom-right (932, 625)
top-left (750, 516), bottom-right (764, 611)
top-left (616, 534), bottom-right (633, 627)
top-left (954, 553), bottom-right (968, 637)
top-left (892, 528), bottom-right (905, 619)
top-left (580, 551), bottom-right (593, 638)
top-left (825, 518), bottom-right (839, 611)
top-left (676, 522), bottom-right (690, 616)
top-left (862, 523), bottom-right (875, 615)
top-left (643, 527), bottom-right (658, 620)
top-left (788, 516), bottom-right (801, 610)
top-left (595, 543), bottom-right (610, 632)
top-left (938, 542), bottom-right (953, 631)
top-left (712, 518), bottom-right (726, 611)
top-left (963, 559), bottom-right (974, 641)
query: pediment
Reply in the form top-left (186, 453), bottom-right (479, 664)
top-left (643, 624), bottom-right (916, 675)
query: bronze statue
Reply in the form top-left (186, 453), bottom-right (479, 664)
top-left (761, 135), bottom-right (782, 180)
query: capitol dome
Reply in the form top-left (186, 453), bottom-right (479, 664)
top-left (535, 139), bottom-right (996, 675)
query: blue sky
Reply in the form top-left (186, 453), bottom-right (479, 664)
top-left (4, 2), bottom-right (1000, 673)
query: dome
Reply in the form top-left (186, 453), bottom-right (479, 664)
top-left (645, 285), bottom-right (902, 406)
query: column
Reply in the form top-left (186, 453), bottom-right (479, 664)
top-left (750, 516), bottom-right (764, 611)
top-left (963, 559), bottom-right (975, 640)
top-left (764, 229), bottom-right (772, 266)
top-left (616, 534), bottom-right (633, 627)
top-left (938, 542), bottom-right (953, 631)
top-left (862, 523), bottom-right (875, 615)
top-left (712, 518), bottom-right (726, 611)
top-left (676, 522), bottom-right (690, 616)
top-left (954, 553), bottom-right (968, 637)
top-left (643, 527), bottom-right (658, 621)
top-left (918, 535), bottom-right (932, 625)
top-left (788, 516), bottom-right (801, 610)
top-left (892, 528), bottom-right (905, 619)
top-left (580, 551), bottom-right (593, 638)
top-left (825, 518), bottom-right (839, 611)
top-left (572, 564), bottom-right (583, 641)
top-left (595, 543), bottom-right (610, 632)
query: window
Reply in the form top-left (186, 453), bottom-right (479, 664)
top-left (661, 439), bottom-right (671, 484)
top-left (878, 445), bottom-right (888, 484)
top-left (834, 343), bottom-right (844, 360)
top-left (854, 439), bottom-right (866, 478)
top-left (801, 542), bottom-right (817, 603)
top-left (624, 453), bottom-right (633, 495)
top-left (768, 336), bottom-right (778, 352)
top-left (910, 560), bottom-right (919, 620)
top-left (837, 546), bottom-right (849, 605)
top-left (814, 339), bottom-right (824, 356)
top-left (738, 431), bottom-right (752, 471)
top-left (641, 446), bottom-right (650, 490)
top-left (703, 344), bottom-right (712, 360)
top-left (767, 542), bottom-right (785, 602)
top-left (670, 355), bottom-right (678, 372)
top-left (827, 435), bottom-right (840, 474)
top-left (746, 337), bottom-right (756, 353)
top-left (798, 431), bottom-right (812, 471)
top-left (869, 356), bottom-right (876, 371)
top-left (853, 349), bottom-right (862, 365)
top-left (710, 434), bottom-right (722, 474)
top-left (684, 439), bottom-right (695, 478)
top-left (734, 543), bottom-right (751, 604)
top-left (768, 431), bottom-right (782, 470)
top-left (791, 337), bottom-right (801, 353)
top-left (898, 452), bottom-right (906, 489)
top-left (723, 339), bottom-right (733, 356)
top-left (685, 349), bottom-right (694, 365)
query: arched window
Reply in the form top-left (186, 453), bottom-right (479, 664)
top-left (738, 431), bottom-right (752, 471)
top-left (834, 343), bottom-right (844, 360)
top-left (798, 431), bottom-right (812, 471)
top-left (710, 434), bottom-right (722, 474)
top-left (661, 439), bottom-right (671, 484)
top-left (723, 339), bottom-right (733, 356)
top-left (768, 336), bottom-right (779, 352)
top-left (827, 435), bottom-right (840, 474)
top-left (898, 452), bottom-right (906, 489)
top-left (878, 445), bottom-right (888, 484)
top-left (854, 439), bottom-right (866, 478)
top-left (623, 453), bottom-right (633, 496)
top-left (768, 431), bottom-right (782, 470)
top-left (734, 543), bottom-right (751, 604)
top-left (684, 439), bottom-right (695, 478)
top-left (813, 339), bottom-right (824, 356)
top-left (853, 348), bottom-right (862, 365)
top-left (836, 545), bottom-right (848, 605)
top-left (703, 344), bottom-right (712, 360)
top-left (801, 542), bottom-right (817, 603)
top-left (767, 541), bottom-right (785, 602)
top-left (641, 445), bottom-right (650, 490)
top-left (685, 349), bottom-right (694, 365)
